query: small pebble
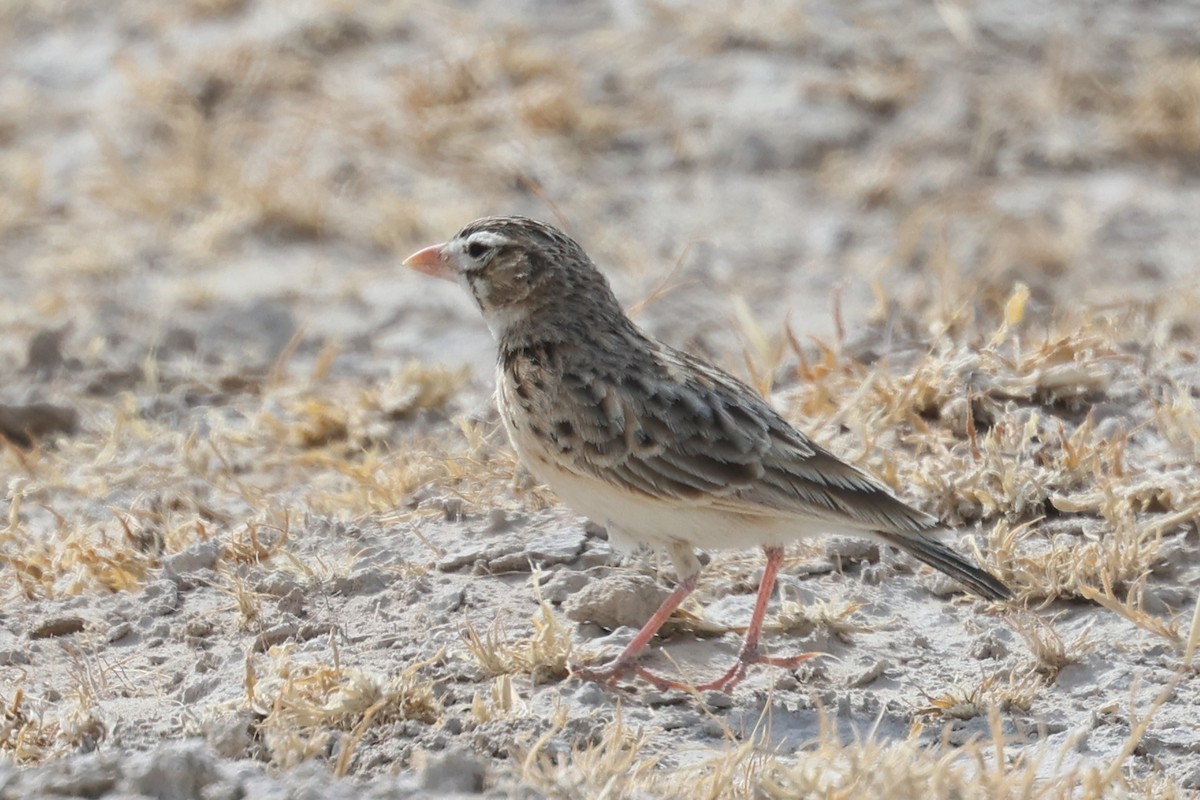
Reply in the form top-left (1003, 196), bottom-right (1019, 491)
top-left (163, 541), bottom-right (221, 580)
top-left (527, 529), bottom-right (585, 564)
top-left (107, 623), bottom-right (133, 643)
top-left (29, 615), bottom-right (86, 639)
top-left (486, 508), bottom-right (510, 532)
top-left (642, 690), bottom-right (688, 707)
top-left (539, 570), bottom-right (590, 604)
top-left (573, 681), bottom-right (609, 708)
top-left (431, 587), bottom-right (464, 613)
top-left (846, 659), bottom-right (888, 688)
top-left (417, 749), bottom-right (487, 793)
top-left (254, 621), bottom-right (299, 651)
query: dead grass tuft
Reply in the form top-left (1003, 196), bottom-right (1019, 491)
top-left (769, 595), bottom-right (870, 642)
top-left (516, 708), bottom-right (669, 798)
top-left (1120, 58), bottom-right (1200, 157)
top-left (773, 279), bottom-right (1200, 617)
top-left (463, 586), bottom-right (573, 685)
top-left (247, 645), bottom-right (443, 769)
top-left (1079, 574), bottom-right (1185, 646)
top-left (1009, 613), bottom-right (1094, 680)
top-left (399, 30), bottom-right (639, 163)
top-left (920, 670), bottom-right (1041, 719)
top-left (656, 0), bottom-right (813, 54)
top-left (0, 684), bottom-right (105, 765)
top-left (517, 695), bottom-right (1189, 799)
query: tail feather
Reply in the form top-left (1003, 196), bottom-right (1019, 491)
top-left (877, 531), bottom-right (1011, 601)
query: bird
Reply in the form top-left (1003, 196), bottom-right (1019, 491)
top-left (403, 215), bottom-right (1011, 692)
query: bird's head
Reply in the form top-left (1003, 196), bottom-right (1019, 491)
top-left (403, 216), bottom-right (621, 340)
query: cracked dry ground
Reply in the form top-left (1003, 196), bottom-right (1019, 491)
top-left (3, 0), bottom-right (1200, 798)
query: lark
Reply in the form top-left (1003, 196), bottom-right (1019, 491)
top-left (404, 216), bottom-right (1010, 692)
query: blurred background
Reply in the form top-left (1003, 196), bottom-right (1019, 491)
top-left (3, 0), bottom-right (1198, 389)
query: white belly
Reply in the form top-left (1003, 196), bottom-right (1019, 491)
top-left (518, 441), bottom-right (849, 553)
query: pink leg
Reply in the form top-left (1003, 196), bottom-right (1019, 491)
top-left (697, 546), bottom-right (815, 691)
top-left (573, 574), bottom-right (699, 686)
top-left (574, 546), bottom-right (815, 692)
top-left (641, 547), bottom-right (816, 693)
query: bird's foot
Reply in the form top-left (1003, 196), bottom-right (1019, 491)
top-left (572, 656), bottom-right (702, 691)
top-left (626, 647), bottom-right (820, 694)
top-left (571, 657), bottom-right (637, 687)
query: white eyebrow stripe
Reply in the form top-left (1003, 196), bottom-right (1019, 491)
top-left (465, 231), bottom-right (511, 249)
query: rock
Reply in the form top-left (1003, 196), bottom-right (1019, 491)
top-left (526, 529), bottom-right (585, 564)
top-left (539, 570), bottom-right (589, 604)
top-left (29, 615), bottom-right (86, 639)
top-left (845, 659), bottom-right (888, 688)
top-left (142, 579), bottom-right (180, 616)
top-left (185, 618), bottom-right (216, 639)
top-left (660, 710), bottom-right (702, 730)
top-left (583, 521), bottom-right (607, 539)
top-left (164, 541), bottom-right (221, 581)
top-left (252, 572), bottom-right (302, 597)
top-left (107, 622), bottom-right (133, 643)
top-left (0, 402), bottom-right (80, 448)
top-left (24, 752), bottom-right (116, 797)
top-left (563, 573), bottom-right (669, 631)
top-left (25, 326), bottom-right (70, 375)
top-left (254, 619), bottom-right (300, 651)
top-left (431, 586), bottom-right (464, 613)
top-left (124, 741), bottom-right (219, 800)
top-left (576, 547), bottom-right (620, 569)
top-left (417, 748), bottom-right (487, 793)
top-left (642, 690), bottom-right (689, 707)
top-left (276, 586), bottom-right (307, 617)
top-left (572, 681), bottom-right (609, 708)
top-left (180, 674), bottom-right (220, 704)
top-left (331, 566), bottom-right (390, 596)
top-left (204, 710), bottom-right (255, 760)
top-left (0, 647), bottom-right (30, 665)
top-left (439, 541), bottom-right (508, 572)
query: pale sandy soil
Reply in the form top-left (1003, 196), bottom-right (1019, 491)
top-left (2, 1), bottom-right (1200, 797)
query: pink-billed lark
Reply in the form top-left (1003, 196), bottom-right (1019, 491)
top-left (404, 216), bottom-right (1010, 692)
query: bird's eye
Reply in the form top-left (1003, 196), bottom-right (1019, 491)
top-left (466, 241), bottom-right (490, 259)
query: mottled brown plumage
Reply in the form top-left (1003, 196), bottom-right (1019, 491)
top-left (404, 215), bottom-right (1010, 691)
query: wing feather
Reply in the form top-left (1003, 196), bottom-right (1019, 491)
top-left (543, 343), bottom-right (933, 534)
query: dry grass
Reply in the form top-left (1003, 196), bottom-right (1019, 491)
top-left (769, 595), bottom-right (870, 642)
top-left (0, 361), bottom-right (499, 601)
top-left (3, 240), bottom-right (1198, 794)
top-left (0, 685), bottom-right (105, 765)
top-left (3, 253), bottom-right (1197, 792)
top-left (515, 693), bottom-right (1190, 799)
top-left (767, 281), bottom-right (1198, 623)
top-left (1009, 612), bottom-right (1094, 680)
top-left (246, 644), bottom-right (443, 770)
top-left (1120, 58), bottom-right (1200, 157)
top-left (463, 583), bottom-right (574, 685)
top-left (3, 1), bottom-right (1200, 793)
top-left (920, 670), bottom-right (1041, 719)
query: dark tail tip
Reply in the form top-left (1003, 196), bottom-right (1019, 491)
top-left (880, 531), bottom-right (1012, 601)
